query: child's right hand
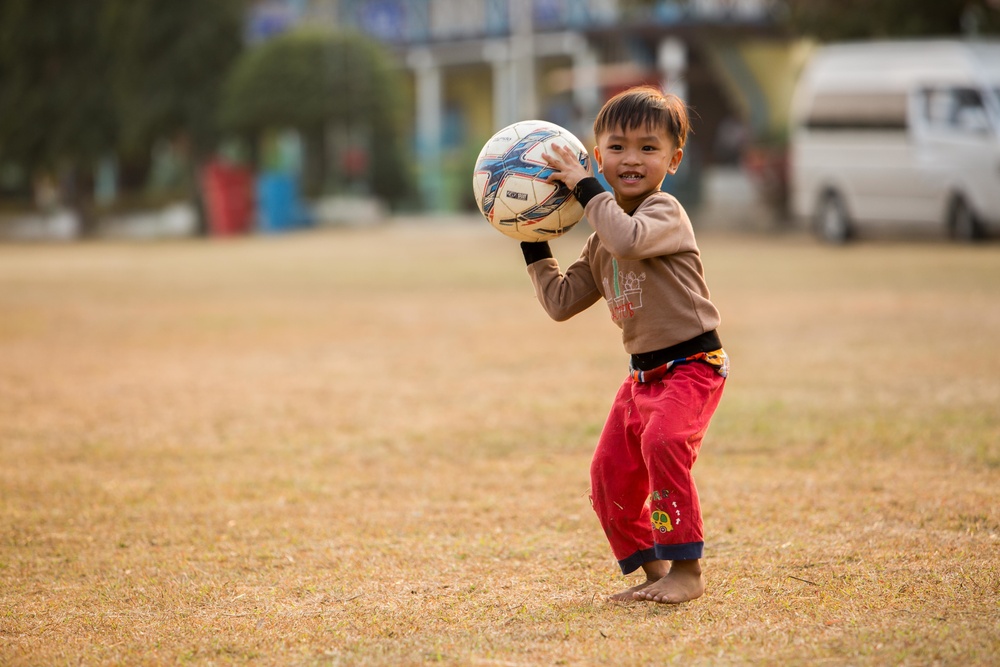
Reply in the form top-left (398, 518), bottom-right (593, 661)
top-left (544, 143), bottom-right (591, 192)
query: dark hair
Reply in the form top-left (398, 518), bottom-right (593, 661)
top-left (593, 86), bottom-right (690, 149)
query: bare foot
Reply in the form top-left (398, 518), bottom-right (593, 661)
top-left (633, 560), bottom-right (704, 604)
top-left (608, 559), bottom-right (670, 602)
top-left (607, 578), bottom-right (657, 602)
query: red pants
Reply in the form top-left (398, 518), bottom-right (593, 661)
top-left (590, 361), bottom-right (725, 574)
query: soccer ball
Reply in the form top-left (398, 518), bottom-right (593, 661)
top-left (473, 120), bottom-right (589, 242)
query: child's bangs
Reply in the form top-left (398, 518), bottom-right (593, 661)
top-left (601, 105), bottom-right (665, 136)
top-left (594, 87), bottom-right (689, 147)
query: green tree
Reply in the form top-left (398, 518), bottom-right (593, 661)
top-left (781, 0), bottom-right (1000, 40)
top-left (105, 0), bottom-right (245, 232)
top-left (221, 28), bottom-right (415, 208)
top-left (106, 0), bottom-right (244, 159)
top-left (0, 0), bottom-right (117, 231)
top-left (0, 0), bottom-right (245, 233)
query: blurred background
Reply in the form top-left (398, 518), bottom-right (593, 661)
top-left (1, 0), bottom-right (998, 241)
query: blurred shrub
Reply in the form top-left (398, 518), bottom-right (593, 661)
top-left (221, 28), bottom-right (416, 208)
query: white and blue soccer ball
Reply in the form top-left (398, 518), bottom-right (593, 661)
top-left (473, 120), bottom-right (589, 242)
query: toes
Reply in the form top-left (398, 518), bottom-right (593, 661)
top-left (633, 587), bottom-right (677, 603)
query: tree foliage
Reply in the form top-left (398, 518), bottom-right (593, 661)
top-left (781, 0), bottom-right (1000, 41)
top-left (221, 28), bottom-right (415, 207)
top-left (105, 0), bottom-right (245, 159)
top-left (0, 0), bottom-right (244, 182)
top-left (0, 0), bottom-right (117, 173)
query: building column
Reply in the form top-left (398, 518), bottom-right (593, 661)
top-left (484, 40), bottom-right (515, 129)
top-left (658, 37), bottom-right (687, 101)
top-left (510, 0), bottom-right (536, 121)
top-left (571, 39), bottom-right (600, 139)
top-left (408, 48), bottom-right (444, 210)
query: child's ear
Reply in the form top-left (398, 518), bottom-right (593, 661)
top-left (593, 145), bottom-right (604, 174)
top-left (666, 147), bottom-right (684, 175)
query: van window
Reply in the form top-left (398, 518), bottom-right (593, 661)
top-left (919, 87), bottom-right (991, 134)
top-left (804, 91), bottom-right (908, 131)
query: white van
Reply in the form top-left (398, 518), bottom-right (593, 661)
top-left (790, 40), bottom-right (1000, 242)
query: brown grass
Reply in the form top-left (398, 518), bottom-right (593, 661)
top-left (1, 220), bottom-right (998, 666)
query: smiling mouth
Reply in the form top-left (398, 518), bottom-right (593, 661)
top-left (619, 172), bottom-right (643, 183)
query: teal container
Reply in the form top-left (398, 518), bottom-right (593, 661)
top-left (256, 171), bottom-right (312, 233)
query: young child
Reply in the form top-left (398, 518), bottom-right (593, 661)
top-left (520, 86), bottom-right (728, 604)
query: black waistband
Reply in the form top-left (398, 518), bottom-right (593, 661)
top-left (630, 330), bottom-right (722, 371)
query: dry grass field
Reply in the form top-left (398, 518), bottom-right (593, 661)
top-left (1, 219), bottom-right (998, 666)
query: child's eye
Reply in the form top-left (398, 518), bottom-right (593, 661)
top-left (607, 144), bottom-right (622, 151)
top-left (642, 145), bottom-right (657, 152)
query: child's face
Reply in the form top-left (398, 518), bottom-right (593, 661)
top-left (594, 124), bottom-right (683, 202)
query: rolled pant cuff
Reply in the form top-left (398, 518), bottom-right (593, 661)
top-left (618, 542), bottom-right (705, 574)
top-left (618, 548), bottom-right (657, 574)
top-left (655, 541), bottom-right (703, 562)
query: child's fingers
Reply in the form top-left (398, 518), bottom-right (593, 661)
top-left (553, 143), bottom-right (591, 175)
top-left (544, 143), bottom-right (588, 185)
top-left (544, 147), bottom-right (568, 168)
top-left (543, 150), bottom-right (568, 183)
top-left (551, 143), bottom-right (576, 162)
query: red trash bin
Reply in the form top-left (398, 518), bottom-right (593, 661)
top-left (201, 160), bottom-right (254, 236)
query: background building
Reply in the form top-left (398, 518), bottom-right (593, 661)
top-left (259, 0), bottom-right (805, 215)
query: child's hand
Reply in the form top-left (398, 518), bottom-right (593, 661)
top-left (544, 142), bottom-right (591, 192)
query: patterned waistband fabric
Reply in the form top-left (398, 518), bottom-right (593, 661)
top-left (629, 349), bottom-right (729, 383)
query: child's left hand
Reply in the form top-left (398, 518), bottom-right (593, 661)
top-left (544, 143), bottom-right (591, 192)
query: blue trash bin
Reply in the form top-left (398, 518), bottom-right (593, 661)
top-left (257, 171), bottom-right (312, 233)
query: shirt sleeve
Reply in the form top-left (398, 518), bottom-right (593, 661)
top-left (585, 192), bottom-right (694, 261)
top-left (525, 239), bottom-right (602, 322)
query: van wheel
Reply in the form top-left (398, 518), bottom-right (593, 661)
top-left (815, 192), bottom-right (852, 244)
top-left (948, 196), bottom-right (983, 242)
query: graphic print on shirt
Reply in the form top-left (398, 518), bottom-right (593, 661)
top-left (602, 257), bottom-right (646, 322)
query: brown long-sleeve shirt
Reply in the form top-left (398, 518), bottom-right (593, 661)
top-left (526, 189), bottom-right (721, 355)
